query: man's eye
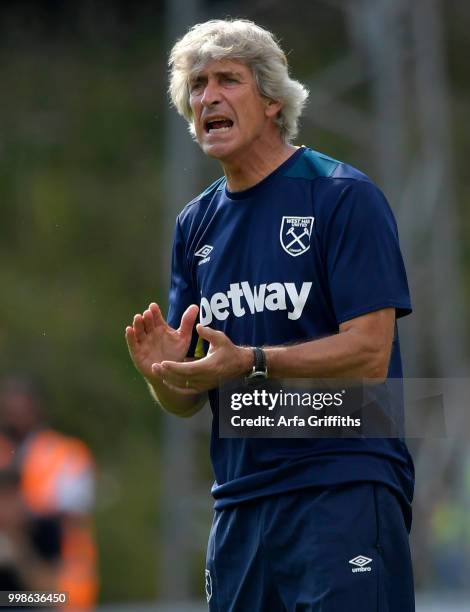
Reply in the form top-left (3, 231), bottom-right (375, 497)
top-left (190, 81), bottom-right (204, 93)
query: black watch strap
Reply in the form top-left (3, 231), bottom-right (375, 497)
top-left (247, 347), bottom-right (268, 380)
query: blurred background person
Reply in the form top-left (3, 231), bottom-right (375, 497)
top-left (0, 468), bottom-right (38, 592)
top-left (0, 376), bottom-right (98, 610)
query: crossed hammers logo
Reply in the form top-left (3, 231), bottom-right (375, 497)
top-left (285, 225), bottom-right (310, 251)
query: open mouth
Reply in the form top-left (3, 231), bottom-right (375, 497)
top-left (204, 118), bottom-right (234, 133)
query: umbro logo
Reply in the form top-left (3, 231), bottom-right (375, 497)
top-left (195, 244), bottom-right (213, 266)
top-left (349, 555), bottom-right (373, 573)
top-left (195, 245), bottom-right (213, 258)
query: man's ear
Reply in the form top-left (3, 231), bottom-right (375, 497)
top-left (265, 98), bottom-right (283, 118)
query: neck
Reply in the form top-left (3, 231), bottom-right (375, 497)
top-left (222, 141), bottom-right (299, 192)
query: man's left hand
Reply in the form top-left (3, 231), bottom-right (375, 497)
top-left (152, 325), bottom-right (252, 394)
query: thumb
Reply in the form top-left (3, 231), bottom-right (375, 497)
top-left (179, 304), bottom-right (199, 337)
top-left (196, 323), bottom-right (225, 346)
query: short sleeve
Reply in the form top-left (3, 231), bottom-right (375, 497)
top-left (321, 180), bottom-right (412, 324)
top-left (167, 218), bottom-right (199, 356)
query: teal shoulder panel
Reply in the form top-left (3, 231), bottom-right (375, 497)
top-left (198, 176), bottom-right (226, 200)
top-left (284, 148), bottom-right (341, 180)
top-left (180, 176), bottom-right (225, 219)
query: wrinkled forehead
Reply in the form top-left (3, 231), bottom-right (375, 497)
top-left (189, 57), bottom-right (253, 80)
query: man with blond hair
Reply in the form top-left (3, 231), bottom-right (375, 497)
top-left (126, 19), bottom-right (415, 611)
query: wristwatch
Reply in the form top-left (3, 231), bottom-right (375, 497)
top-left (246, 347), bottom-right (268, 381)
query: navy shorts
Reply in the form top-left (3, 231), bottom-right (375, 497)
top-left (205, 483), bottom-right (414, 611)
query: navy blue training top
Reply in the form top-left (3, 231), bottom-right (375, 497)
top-left (167, 147), bottom-right (414, 512)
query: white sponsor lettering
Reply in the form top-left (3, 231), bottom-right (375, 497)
top-left (200, 281), bottom-right (312, 325)
top-left (285, 282), bottom-right (313, 321)
top-left (241, 281), bottom-right (267, 314)
top-left (226, 283), bottom-right (245, 317)
top-left (210, 292), bottom-right (230, 320)
top-left (265, 282), bottom-right (287, 311)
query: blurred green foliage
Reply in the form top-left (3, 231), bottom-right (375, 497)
top-left (0, 4), bottom-right (171, 601)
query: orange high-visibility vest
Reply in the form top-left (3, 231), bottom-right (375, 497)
top-left (1, 430), bottom-right (98, 609)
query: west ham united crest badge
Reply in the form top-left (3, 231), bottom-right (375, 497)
top-left (280, 216), bottom-right (314, 257)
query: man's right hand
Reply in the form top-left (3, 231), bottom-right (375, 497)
top-left (125, 302), bottom-right (199, 383)
top-left (125, 302), bottom-right (205, 417)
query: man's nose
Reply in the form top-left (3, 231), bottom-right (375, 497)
top-left (201, 80), bottom-right (221, 107)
